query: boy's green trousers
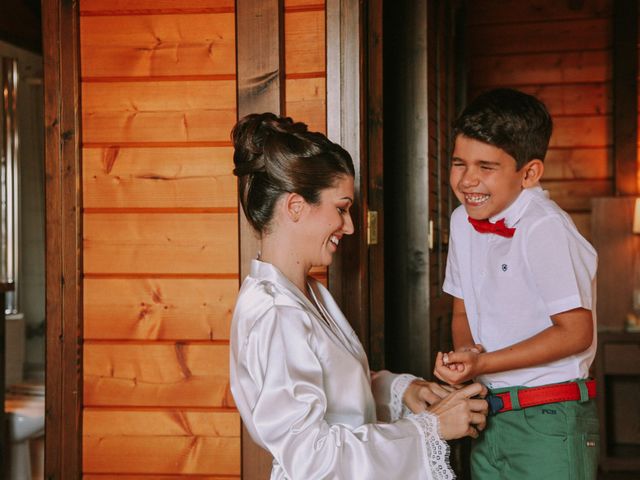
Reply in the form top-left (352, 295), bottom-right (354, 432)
top-left (471, 381), bottom-right (599, 480)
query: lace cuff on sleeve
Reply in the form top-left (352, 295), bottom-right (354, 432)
top-left (407, 412), bottom-right (454, 480)
top-left (389, 373), bottom-right (419, 422)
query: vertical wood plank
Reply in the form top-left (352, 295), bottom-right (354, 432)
top-left (613, 0), bottom-right (638, 195)
top-left (366, 0), bottom-right (384, 370)
top-left (326, 0), bottom-right (368, 350)
top-left (236, 1), bottom-right (284, 477)
top-left (43, 0), bottom-right (83, 478)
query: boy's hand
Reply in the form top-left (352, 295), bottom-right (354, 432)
top-left (434, 350), bottom-right (483, 385)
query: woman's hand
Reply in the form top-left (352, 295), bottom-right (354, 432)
top-left (427, 382), bottom-right (488, 440)
top-left (403, 380), bottom-right (458, 413)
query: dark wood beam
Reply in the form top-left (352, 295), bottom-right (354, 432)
top-left (613, 0), bottom-right (638, 196)
top-left (235, 0), bottom-right (284, 477)
top-left (43, 0), bottom-right (83, 477)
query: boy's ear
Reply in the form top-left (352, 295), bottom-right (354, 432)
top-left (284, 192), bottom-right (306, 222)
top-left (521, 159), bottom-right (544, 188)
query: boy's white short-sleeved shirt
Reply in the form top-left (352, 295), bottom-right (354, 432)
top-left (443, 185), bottom-right (598, 388)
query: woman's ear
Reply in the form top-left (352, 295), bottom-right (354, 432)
top-left (521, 159), bottom-right (544, 188)
top-left (284, 192), bottom-right (306, 222)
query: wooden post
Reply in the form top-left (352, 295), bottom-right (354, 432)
top-left (42, 0), bottom-right (83, 478)
top-left (613, 0), bottom-right (638, 196)
top-left (326, 0), bottom-right (369, 349)
top-left (365, 0), bottom-right (385, 370)
top-left (235, 0), bottom-right (284, 477)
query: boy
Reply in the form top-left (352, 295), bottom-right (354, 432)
top-left (434, 88), bottom-right (599, 479)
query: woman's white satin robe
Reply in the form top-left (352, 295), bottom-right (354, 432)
top-left (230, 260), bottom-right (452, 479)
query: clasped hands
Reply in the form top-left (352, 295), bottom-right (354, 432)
top-left (402, 373), bottom-right (488, 441)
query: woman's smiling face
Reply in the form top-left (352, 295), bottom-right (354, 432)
top-left (300, 175), bottom-right (355, 268)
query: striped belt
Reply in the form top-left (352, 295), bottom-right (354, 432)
top-left (487, 379), bottom-right (596, 416)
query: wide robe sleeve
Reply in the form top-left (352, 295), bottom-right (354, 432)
top-left (233, 304), bottom-right (451, 480)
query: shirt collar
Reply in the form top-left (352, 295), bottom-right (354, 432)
top-left (489, 185), bottom-right (546, 228)
top-left (250, 258), bottom-right (317, 310)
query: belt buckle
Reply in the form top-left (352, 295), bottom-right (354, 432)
top-left (487, 394), bottom-right (504, 416)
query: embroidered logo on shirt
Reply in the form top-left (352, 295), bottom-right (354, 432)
top-left (501, 264), bottom-right (508, 272)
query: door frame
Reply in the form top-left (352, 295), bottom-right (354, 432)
top-left (43, 0), bottom-right (83, 478)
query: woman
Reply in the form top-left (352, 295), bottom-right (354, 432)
top-left (230, 113), bottom-right (487, 479)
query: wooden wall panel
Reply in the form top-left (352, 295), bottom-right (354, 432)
top-left (84, 344), bottom-right (233, 407)
top-left (468, 18), bottom-right (610, 55)
top-left (83, 409), bottom-right (240, 476)
top-left (470, 51), bottom-right (610, 88)
top-left (467, 0), bottom-right (613, 240)
top-left (83, 147), bottom-right (236, 208)
top-left (83, 436), bottom-right (239, 475)
top-left (80, 14), bottom-right (235, 78)
top-left (83, 213), bottom-right (238, 274)
top-left (285, 0), bottom-right (325, 8)
top-left (82, 81), bottom-right (236, 144)
top-left (80, 2), bottom-right (239, 476)
top-left (286, 77), bottom-right (326, 133)
top-left (545, 148), bottom-right (611, 179)
top-left (84, 279), bottom-right (235, 340)
top-left (85, 476), bottom-right (236, 480)
top-left (80, 1), bottom-right (235, 14)
top-left (467, 0), bottom-right (611, 24)
top-left (285, 9), bottom-right (325, 74)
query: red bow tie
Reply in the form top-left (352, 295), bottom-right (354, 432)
top-left (468, 216), bottom-right (516, 238)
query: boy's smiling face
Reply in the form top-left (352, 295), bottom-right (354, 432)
top-left (450, 135), bottom-right (536, 220)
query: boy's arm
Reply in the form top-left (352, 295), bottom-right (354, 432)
top-left (451, 296), bottom-right (475, 350)
top-left (435, 307), bottom-right (593, 385)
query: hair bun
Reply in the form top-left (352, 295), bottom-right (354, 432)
top-left (231, 113), bottom-right (308, 176)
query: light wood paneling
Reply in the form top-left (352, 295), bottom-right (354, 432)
top-left (83, 436), bottom-right (239, 475)
top-left (83, 409), bottom-right (239, 475)
top-left (83, 147), bottom-right (236, 208)
top-left (84, 409), bottom-right (240, 436)
top-left (285, 0), bottom-right (325, 8)
top-left (80, 0), bottom-right (235, 14)
top-left (286, 77), bottom-right (326, 133)
top-left (285, 9), bottom-right (325, 74)
top-left (80, 14), bottom-right (235, 77)
top-left (84, 279), bottom-right (236, 340)
top-left (83, 213), bottom-right (238, 274)
top-left (82, 80), bottom-right (236, 144)
top-left (84, 344), bottom-right (233, 407)
top-left (84, 476), bottom-right (238, 480)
